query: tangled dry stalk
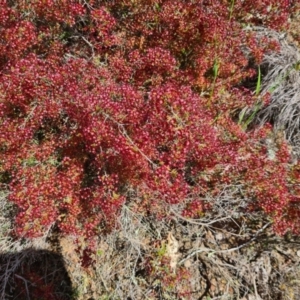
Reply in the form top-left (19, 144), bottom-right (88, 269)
top-left (55, 184), bottom-right (300, 299)
top-left (1, 180), bottom-right (300, 299)
top-left (243, 25), bottom-right (300, 161)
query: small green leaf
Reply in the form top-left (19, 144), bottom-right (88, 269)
top-left (157, 243), bottom-right (167, 257)
top-left (97, 249), bottom-right (104, 256)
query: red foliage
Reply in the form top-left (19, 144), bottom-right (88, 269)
top-left (14, 271), bottom-right (57, 300)
top-left (0, 0), bottom-right (298, 241)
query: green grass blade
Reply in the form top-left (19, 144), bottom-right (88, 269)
top-left (255, 65), bottom-right (261, 96)
top-left (229, 0), bottom-right (235, 20)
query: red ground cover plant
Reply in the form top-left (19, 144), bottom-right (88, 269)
top-left (0, 0), bottom-right (298, 245)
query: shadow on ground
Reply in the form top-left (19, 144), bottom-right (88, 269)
top-left (0, 249), bottom-right (74, 300)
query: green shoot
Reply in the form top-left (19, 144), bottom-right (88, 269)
top-left (209, 59), bottom-right (220, 102)
top-left (242, 101), bottom-right (262, 130)
top-left (239, 65), bottom-right (262, 130)
top-left (229, 0), bottom-right (235, 20)
top-left (255, 65), bottom-right (261, 96)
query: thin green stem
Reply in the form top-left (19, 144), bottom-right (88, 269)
top-left (229, 0), bottom-right (235, 20)
top-left (255, 65), bottom-right (261, 96)
top-left (238, 65), bottom-right (262, 130)
top-left (209, 59), bottom-right (220, 105)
